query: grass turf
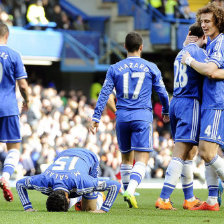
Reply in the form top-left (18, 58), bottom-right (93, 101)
top-left (0, 188), bottom-right (223, 224)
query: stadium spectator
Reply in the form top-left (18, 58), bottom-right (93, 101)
top-left (165, 0), bottom-right (178, 18)
top-left (48, 4), bottom-right (64, 29)
top-left (11, 0), bottom-right (27, 26)
top-left (73, 15), bottom-right (89, 31)
top-left (16, 148), bottom-right (121, 212)
top-left (26, 0), bottom-right (49, 25)
top-left (149, 0), bottom-right (165, 14)
top-left (0, 23), bottom-right (30, 202)
top-left (212, 0), bottom-right (224, 8)
top-left (90, 31), bottom-right (169, 209)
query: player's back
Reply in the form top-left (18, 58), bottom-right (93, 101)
top-left (202, 33), bottom-right (224, 109)
top-left (53, 148), bottom-right (99, 171)
top-left (0, 45), bottom-right (27, 117)
top-left (173, 43), bottom-right (206, 100)
top-left (112, 57), bottom-right (156, 110)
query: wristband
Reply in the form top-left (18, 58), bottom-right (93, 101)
top-left (185, 56), bottom-right (195, 66)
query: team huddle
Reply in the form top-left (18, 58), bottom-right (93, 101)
top-left (0, 2), bottom-right (224, 213)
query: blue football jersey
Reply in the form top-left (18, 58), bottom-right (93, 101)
top-left (0, 45), bottom-right (27, 117)
top-left (16, 148), bottom-right (121, 212)
top-left (92, 56), bottom-right (169, 123)
top-left (174, 43), bottom-right (206, 100)
top-left (202, 33), bottom-right (224, 109)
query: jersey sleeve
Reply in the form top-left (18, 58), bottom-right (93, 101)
top-left (16, 177), bottom-right (36, 210)
top-left (151, 65), bottom-right (169, 114)
top-left (92, 66), bottom-right (115, 122)
top-left (89, 159), bottom-right (99, 178)
top-left (208, 38), bottom-right (224, 68)
top-left (95, 178), bottom-right (121, 212)
top-left (14, 52), bottom-right (27, 80)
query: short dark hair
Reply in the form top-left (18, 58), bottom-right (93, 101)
top-left (46, 190), bottom-right (69, 212)
top-left (189, 23), bottom-right (204, 38)
top-left (0, 23), bottom-right (9, 38)
top-left (125, 32), bottom-right (143, 53)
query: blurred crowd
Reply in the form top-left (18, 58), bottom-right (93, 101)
top-left (0, 83), bottom-right (205, 183)
top-left (0, 0), bottom-right (89, 30)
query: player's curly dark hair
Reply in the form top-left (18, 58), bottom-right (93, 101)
top-left (125, 32), bottom-right (143, 53)
top-left (196, 2), bottom-right (224, 33)
top-left (46, 190), bottom-right (69, 212)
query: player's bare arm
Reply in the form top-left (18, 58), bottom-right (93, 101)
top-left (181, 51), bottom-right (219, 78)
top-left (17, 78), bottom-right (30, 109)
top-left (107, 93), bottom-right (117, 113)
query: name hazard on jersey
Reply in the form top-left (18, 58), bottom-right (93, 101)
top-left (118, 63), bottom-right (149, 72)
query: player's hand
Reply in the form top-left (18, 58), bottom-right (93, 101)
top-left (181, 51), bottom-right (191, 65)
top-left (162, 114), bottom-right (170, 123)
top-left (183, 31), bottom-right (198, 46)
top-left (25, 208), bottom-right (37, 212)
top-left (22, 100), bottom-right (30, 111)
top-left (89, 121), bottom-right (99, 134)
top-left (89, 209), bottom-right (106, 213)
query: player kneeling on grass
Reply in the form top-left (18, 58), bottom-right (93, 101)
top-left (16, 148), bottom-right (121, 213)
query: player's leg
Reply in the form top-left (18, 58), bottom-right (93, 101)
top-left (218, 145), bottom-right (224, 206)
top-left (182, 146), bottom-right (202, 209)
top-left (191, 140), bottom-right (220, 211)
top-left (123, 120), bottom-right (152, 208)
top-left (0, 116), bottom-right (21, 202)
top-left (193, 109), bottom-right (224, 211)
top-left (156, 98), bottom-right (199, 210)
top-left (120, 151), bottom-right (134, 191)
top-left (156, 142), bottom-right (192, 210)
top-left (116, 121), bottom-right (134, 197)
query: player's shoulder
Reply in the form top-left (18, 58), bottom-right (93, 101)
top-left (184, 43), bottom-right (199, 53)
top-left (3, 45), bottom-right (20, 56)
top-left (213, 33), bottom-right (224, 50)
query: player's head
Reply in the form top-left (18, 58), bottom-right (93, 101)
top-left (189, 23), bottom-right (206, 47)
top-left (196, 2), bottom-right (224, 39)
top-left (125, 32), bottom-right (143, 53)
top-left (0, 23), bottom-right (9, 43)
top-left (46, 190), bottom-right (69, 212)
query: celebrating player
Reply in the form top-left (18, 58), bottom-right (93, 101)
top-left (0, 23), bottom-right (30, 202)
top-left (156, 23), bottom-right (207, 210)
top-left (182, 3), bottom-right (224, 211)
top-left (16, 148), bottom-right (121, 212)
top-left (89, 32), bottom-right (169, 208)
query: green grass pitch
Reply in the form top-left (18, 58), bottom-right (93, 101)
top-left (0, 188), bottom-right (223, 224)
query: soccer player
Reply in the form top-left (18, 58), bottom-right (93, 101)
top-left (89, 32), bottom-right (169, 208)
top-left (16, 148), bottom-right (121, 213)
top-left (182, 3), bottom-right (224, 211)
top-left (155, 23), bottom-right (207, 210)
top-left (0, 23), bottom-right (30, 202)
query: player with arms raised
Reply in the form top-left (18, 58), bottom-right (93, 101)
top-left (89, 32), bottom-right (169, 208)
top-left (0, 23), bottom-right (29, 202)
